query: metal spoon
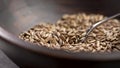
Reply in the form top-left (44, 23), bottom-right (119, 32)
top-left (81, 13), bottom-right (120, 43)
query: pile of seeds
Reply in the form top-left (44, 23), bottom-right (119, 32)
top-left (19, 13), bottom-right (120, 53)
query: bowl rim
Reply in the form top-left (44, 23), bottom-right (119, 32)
top-left (0, 26), bottom-right (120, 61)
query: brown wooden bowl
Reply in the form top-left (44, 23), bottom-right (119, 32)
top-left (0, 0), bottom-right (120, 68)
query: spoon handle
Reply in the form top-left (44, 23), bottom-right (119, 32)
top-left (82, 13), bottom-right (120, 43)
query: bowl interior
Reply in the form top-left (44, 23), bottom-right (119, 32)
top-left (0, 0), bottom-right (120, 35)
top-left (0, 0), bottom-right (120, 61)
